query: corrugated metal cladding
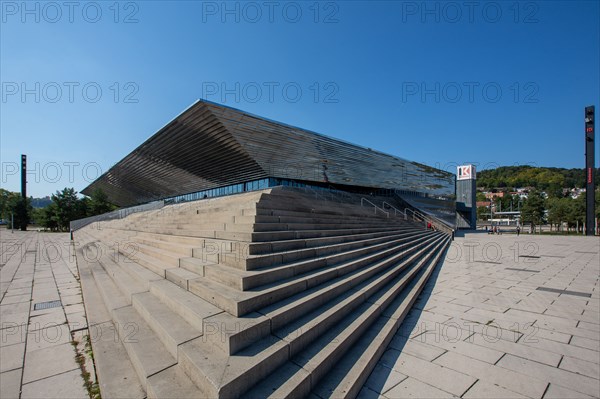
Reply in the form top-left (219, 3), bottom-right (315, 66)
top-left (82, 100), bottom-right (456, 207)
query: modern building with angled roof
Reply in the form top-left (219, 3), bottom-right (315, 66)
top-left (82, 99), bottom-right (456, 226)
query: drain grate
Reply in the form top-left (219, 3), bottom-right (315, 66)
top-left (506, 268), bottom-right (539, 273)
top-left (33, 300), bottom-right (62, 310)
top-left (536, 287), bottom-right (591, 298)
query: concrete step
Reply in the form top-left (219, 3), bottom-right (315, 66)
top-left (112, 306), bottom-right (177, 390)
top-left (135, 232), bottom-right (206, 247)
top-left (244, 237), bottom-right (448, 398)
top-left (76, 242), bottom-right (146, 399)
top-left (178, 334), bottom-right (289, 398)
top-left (260, 234), bottom-right (444, 333)
top-left (229, 221), bottom-right (404, 234)
top-left (201, 230), bottom-right (433, 289)
top-left (184, 236), bottom-right (446, 399)
top-left (188, 232), bottom-right (441, 316)
top-left (179, 257), bottom-right (210, 276)
top-left (245, 212), bottom-right (397, 224)
top-left (312, 237), bottom-right (449, 398)
top-left (271, 235), bottom-right (445, 358)
top-left (257, 197), bottom-right (380, 216)
top-left (202, 234), bottom-right (444, 355)
top-left (146, 365), bottom-right (204, 399)
top-left (166, 267), bottom-right (203, 290)
top-left (82, 246), bottom-right (131, 313)
top-left (130, 236), bottom-right (197, 257)
top-left (248, 227), bottom-right (421, 254)
top-left (108, 251), bottom-right (164, 290)
top-left (208, 228), bottom-right (429, 271)
top-left (148, 279), bottom-right (223, 333)
top-left (124, 250), bottom-right (174, 278)
top-left (131, 292), bottom-right (202, 358)
top-left (218, 225), bottom-right (413, 243)
top-left (97, 251), bottom-right (148, 302)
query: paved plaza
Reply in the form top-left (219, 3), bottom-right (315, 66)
top-left (363, 232), bottom-right (600, 398)
top-left (1, 230), bottom-right (599, 398)
top-left (0, 231), bottom-right (93, 399)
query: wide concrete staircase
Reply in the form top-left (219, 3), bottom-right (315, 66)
top-left (74, 186), bottom-right (450, 398)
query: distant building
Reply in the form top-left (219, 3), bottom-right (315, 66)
top-left (485, 192), bottom-right (505, 200)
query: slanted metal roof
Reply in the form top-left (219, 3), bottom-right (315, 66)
top-left (82, 100), bottom-right (455, 207)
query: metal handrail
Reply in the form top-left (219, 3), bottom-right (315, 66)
top-left (382, 198), bottom-right (454, 238)
top-left (390, 193), bottom-right (454, 238)
top-left (361, 198), bottom-right (389, 217)
top-left (70, 200), bottom-right (165, 232)
top-left (382, 201), bottom-right (405, 218)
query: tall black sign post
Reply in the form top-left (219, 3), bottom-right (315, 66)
top-left (21, 154), bottom-right (27, 199)
top-left (584, 106), bottom-right (596, 236)
top-left (20, 154), bottom-right (28, 231)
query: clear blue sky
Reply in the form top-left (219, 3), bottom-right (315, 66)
top-left (1, 0), bottom-right (599, 197)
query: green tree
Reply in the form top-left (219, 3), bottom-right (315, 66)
top-left (2, 193), bottom-right (31, 230)
top-left (567, 195), bottom-right (586, 233)
top-left (88, 188), bottom-right (116, 216)
top-left (38, 203), bottom-right (60, 231)
top-left (477, 205), bottom-right (490, 221)
top-left (51, 188), bottom-right (82, 231)
top-left (521, 190), bottom-right (545, 233)
top-left (547, 197), bottom-right (570, 232)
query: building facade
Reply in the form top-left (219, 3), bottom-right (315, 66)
top-left (82, 100), bottom-right (457, 225)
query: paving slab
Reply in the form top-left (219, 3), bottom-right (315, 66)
top-left (0, 343), bottom-right (25, 373)
top-left (382, 376), bottom-right (454, 398)
top-left (365, 233), bottom-right (600, 399)
top-left (0, 232), bottom-right (94, 398)
top-left (0, 367), bottom-right (22, 399)
top-left (21, 369), bottom-right (88, 399)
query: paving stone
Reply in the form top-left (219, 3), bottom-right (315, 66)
top-left (383, 377), bottom-right (454, 398)
top-left (1, 293), bottom-right (31, 305)
top-left (462, 380), bottom-right (527, 399)
top-left (380, 350), bottom-right (475, 396)
top-left (363, 363), bottom-right (407, 394)
top-left (21, 369), bottom-right (88, 399)
top-left (0, 343), bottom-right (25, 372)
top-left (60, 294), bottom-right (83, 306)
top-left (497, 353), bottom-right (599, 397)
top-left (26, 323), bottom-right (72, 352)
top-left (66, 311), bottom-right (88, 332)
top-left (28, 308), bottom-right (67, 329)
top-left (570, 335), bottom-right (600, 351)
top-left (466, 332), bottom-right (562, 367)
top-left (63, 303), bottom-right (85, 315)
top-left (411, 331), bottom-right (504, 364)
top-left (433, 350), bottom-right (547, 398)
top-left (543, 383), bottom-right (596, 399)
top-left (520, 335), bottom-right (599, 363)
top-left (559, 356), bottom-right (600, 379)
top-left (388, 335), bottom-right (446, 362)
top-left (22, 339), bottom-right (79, 384)
top-left (0, 368), bottom-right (22, 399)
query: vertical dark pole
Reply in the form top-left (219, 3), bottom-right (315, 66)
top-left (585, 106), bottom-right (596, 236)
top-left (20, 154), bottom-right (28, 231)
top-left (21, 154), bottom-right (27, 199)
